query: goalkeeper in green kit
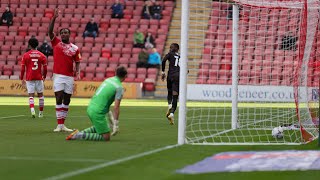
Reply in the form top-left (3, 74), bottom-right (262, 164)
top-left (66, 66), bottom-right (127, 141)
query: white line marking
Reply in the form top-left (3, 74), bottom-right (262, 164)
top-left (0, 115), bottom-right (25, 119)
top-left (0, 156), bottom-right (108, 163)
top-left (44, 144), bottom-right (180, 180)
top-left (44, 115), bottom-right (163, 120)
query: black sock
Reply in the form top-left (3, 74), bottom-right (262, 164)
top-left (167, 91), bottom-right (173, 105)
top-left (170, 95), bottom-right (178, 114)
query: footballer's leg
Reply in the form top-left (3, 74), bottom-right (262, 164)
top-left (166, 75), bottom-right (173, 118)
top-left (29, 93), bottom-right (36, 118)
top-left (26, 81), bottom-right (36, 118)
top-left (54, 90), bottom-right (64, 132)
top-left (66, 110), bottom-right (110, 141)
top-left (38, 93), bottom-right (44, 117)
top-left (60, 77), bottom-right (75, 132)
top-left (167, 73), bottom-right (180, 125)
top-left (37, 80), bottom-right (44, 117)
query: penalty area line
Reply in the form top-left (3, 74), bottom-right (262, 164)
top-left (0, 115), bottom-right (25, 119)
top-left (44, 144), bottom-right (180, 180)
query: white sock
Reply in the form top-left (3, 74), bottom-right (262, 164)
top-left (168, 104), bottom-right (172, 109)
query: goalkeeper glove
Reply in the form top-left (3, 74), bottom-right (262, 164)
top-left (111, 120), bottom-right (119, 136)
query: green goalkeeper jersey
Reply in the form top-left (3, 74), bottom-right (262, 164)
top-left (88, 76), bottom-right (124, 114)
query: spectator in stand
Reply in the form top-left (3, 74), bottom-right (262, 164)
top-left (39, 38), bottom-right (53, 58)
top-left (111, 0), bottom-right (124, 19)
top-left (83, 18), bottom-right (99, 38)
top-left (151, 1), bottom-right (162, 20)
top-left (0, 6), bottom-right (13, 26)
top-left (144, 32), bottom-right (155, 49)
top-left (147, 48), bottom-right (161, 69)
top-left (136, 48), bottom-right (149, 68)
top-left (133, 29), bottom-right (145, 48)
top-left (142, 0), bottom-right (153, 19)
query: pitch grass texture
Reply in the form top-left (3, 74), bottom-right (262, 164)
top-left (0, 97), bottom-right (319, 180)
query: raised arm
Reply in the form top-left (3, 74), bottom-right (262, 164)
top-left (48, 9), bottom-right (59, 40)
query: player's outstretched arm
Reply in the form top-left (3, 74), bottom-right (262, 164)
top-left (48, 8), bottom-right (59, 40)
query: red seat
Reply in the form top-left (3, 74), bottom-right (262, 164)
top-left (106, 67), bottom-right (116, 77)
top-left (143, 81), bottom-right (155, 91)
top-left (91, 47), bottom-right (101, 58)
top-left (25, 8), bottom-right (35, 17)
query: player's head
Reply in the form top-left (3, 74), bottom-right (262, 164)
top-left (59, 28), bottom-right (70, 43)
top-left (28, 37), bottom-right (39, 50)
top-left (170, 43), bottom-right (179, 53)
top-left (116, 66), bottom-right (128, 82)
top-left (6, 6), bottom-right (10, 11)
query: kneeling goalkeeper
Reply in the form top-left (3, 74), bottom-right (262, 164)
top-left (66, 66), bottom-right (127, 141)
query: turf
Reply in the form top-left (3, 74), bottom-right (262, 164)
top-left (0, 97), bottom-right (319, 180)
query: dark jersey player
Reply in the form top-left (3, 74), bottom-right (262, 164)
top-left (161, 43), bottom-right (180, 125)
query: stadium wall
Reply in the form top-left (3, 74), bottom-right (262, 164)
top-left (0, 80), bottom-right (142, 99)
top-left (187, 84), bottom-right (317, 102)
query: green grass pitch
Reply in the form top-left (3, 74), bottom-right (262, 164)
top-left (0, 97), bottom-right (319, 180)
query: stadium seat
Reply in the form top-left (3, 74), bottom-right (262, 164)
top-left (143, 79), bottom-right (156, 91)
top-left (106, 67), bottom-right (116, 78)
top-left (29, 0), bottom-right (39, 8)
top-left (9, 75), bottom-right (19, 80)
top-left (0, 75), bottom-right (10, 80)
top-left (25, 8), bottom-right (35, 17)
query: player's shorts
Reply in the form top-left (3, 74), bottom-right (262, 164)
top-left (26, 80), bottom-right (44, 94)
top-left (167, 72), bottom-right (180, 93)
top-left (53, 74), bottom-right (74, 94)
top-left (87, 107), bottom-right (111, 134)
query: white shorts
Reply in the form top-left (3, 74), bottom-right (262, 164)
top-left (26, 80), bottom-right (44, 94)
top-left (53, 74), bottom-right (74, 94)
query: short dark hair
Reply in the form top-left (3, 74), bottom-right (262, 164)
top-left (172, 43), bottom-right (179, 50)
top-left (59, 28), bottom-right (70, 34)
top-left (116, 66), bottom-right (128, 78)
top-left (28, 37), bottom-right (39, 49)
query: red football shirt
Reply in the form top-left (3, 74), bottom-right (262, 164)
top-left (51, 36), bottom-right (81, 77)
top-left (21, 50), bottom-right (47, 81)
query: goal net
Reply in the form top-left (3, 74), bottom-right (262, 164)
top-left (179, 0), bottom-right (320, 145)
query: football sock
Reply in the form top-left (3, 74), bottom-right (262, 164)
top-left (56, 104), bottom-right (64, 124)
top-left (83, 133), bottom-right (105, 141)
top-left (167, 90), bottom-right (173, 104)
top-left (39, 96), bottom-right (44, 112)
top-left (170, 95), bottom-right (178, 114)
top-left (62, 103), bottom-right (69, 121)
top-left (29, 97), bottom-right (35, 113)
top-left (81, 126), bottom-right (97, 133)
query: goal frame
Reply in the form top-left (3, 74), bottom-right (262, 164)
top-left (178, 0), bottom-right (319, 145)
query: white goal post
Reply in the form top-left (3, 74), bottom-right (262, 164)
top-left (178, 0), bottom-right (320, 145)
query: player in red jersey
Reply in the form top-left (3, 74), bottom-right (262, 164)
top-left (20, 37), bottom-right (47, 118)
top-left (48, 8), bottom-right (81, 132)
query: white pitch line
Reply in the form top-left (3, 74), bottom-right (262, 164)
top-left (0, 115), bottom-right (25, 119)
top-left (44, 115), bottom-right (163, 120)
top-left (44, 144), bottom-right (180, 180)
top-left (0, 156), bottom-right (108, 163)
